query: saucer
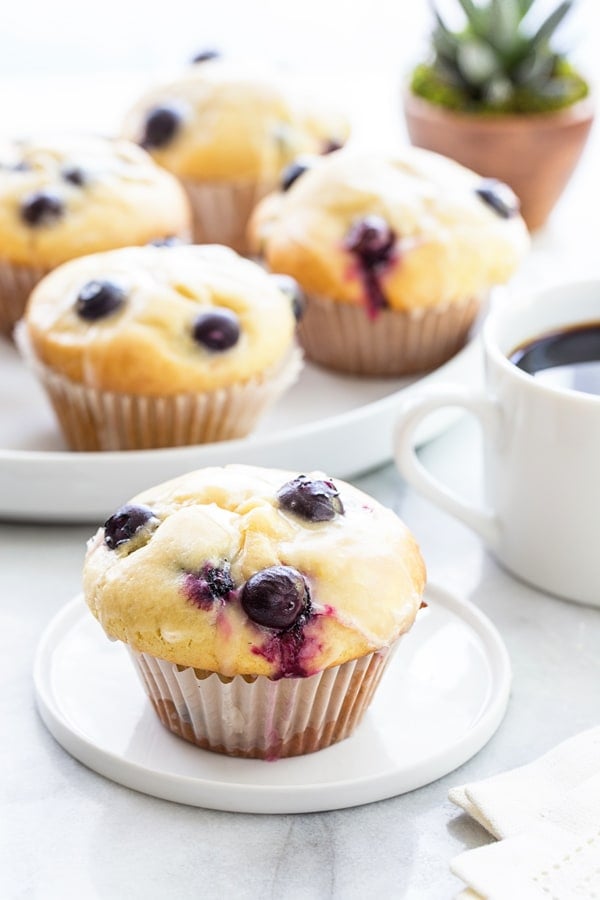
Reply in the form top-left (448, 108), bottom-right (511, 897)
top-left (34, 584), bottom-right (511, 814)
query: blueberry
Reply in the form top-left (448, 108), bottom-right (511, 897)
top-left (241, 566), bottom-right (309, 630)
top-left (193, 309), bottom-right (240, 351)
top-left (104, 504), bottom-right (157, 550)
top-left (4, 160), bottom-right (30, 172)
top-left (271, 274), bottom-right (306, 322)
top-left (475, 179), bottom-right (520, 219)
top-left (191, 48), bottom-right (220, 64)
top-left (323, 139), bottom-right (343, 154)
top-left (141, 106), bottom-right (182, 149)
top-left (62, 166), bottom-right (86, 187)
top-left (147, 235), bottom-right (182, 247)
top-left (185, 562), bottom-right (234, 610)
top-left (76, 280), bottom-right (126, 321)
top-left (345, 216), bottom-right (396, 265)
top-left (280, 159), bottom-right (311, 192)
top-left (20, 191), bottom-right (63, 227)
top-left (277, 475), bottom-right (344, 522)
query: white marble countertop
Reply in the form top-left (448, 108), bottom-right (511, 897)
top-left (2, 415), bottom-right (600, 899)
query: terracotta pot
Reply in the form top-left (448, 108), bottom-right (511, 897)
top-left (403, 91), bottom-right (594, 230)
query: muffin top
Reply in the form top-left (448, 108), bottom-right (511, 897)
top-left (0, 135), bottom-right (190, 268)
top-left (121, 57), bottom-right (349, 182)
top-left (23, 244), bottom-right (298, 394)
top-left (83, 465), bottom-right (426, 678)
top-left (249, 147), bottom-right (530, 314)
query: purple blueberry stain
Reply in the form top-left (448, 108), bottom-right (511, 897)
top-left (104, 504), bottom-right (158, 550)
top-left (277, 475), bottom-right (344, 522)
top-left (241, 565), bottom-right (326, 679)
top-left (344, 215), bottom-right (397, 318)
top-left (184, 562), bottom-right (235, 611)
top-left (252, 622), bottom-right (322, 679)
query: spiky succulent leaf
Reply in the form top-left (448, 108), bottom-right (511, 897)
top-left (457, 40), bottom-right (502, 85)
top-left (513, 48), bottom-right (557, 87)
top-left (455, 0), bottom-right (489, 37)
top-left (516, 0), bottom-right (536, 15)
top-left (484, 77), bottom-right (514, 104)
top-left (529, 0), bottom-right (573, 50)
top-left (488, 0), bottom-right (523, 52)
top-left (420, 0), bottom-right (585, 112)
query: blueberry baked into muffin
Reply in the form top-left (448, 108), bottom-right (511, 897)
top-left (83, 464), bottom-right (426, 759)
top-left (121, 53), bottom-right (349, 254)
top-left (17, 244), bottom-right (301, 450)
top-left (249, 147), bottom-right (529, 376)
top-left (0, 135), bottom-right (190, 335)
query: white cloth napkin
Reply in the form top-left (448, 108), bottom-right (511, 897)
top-left (449, 727), bottom-right (600, 899)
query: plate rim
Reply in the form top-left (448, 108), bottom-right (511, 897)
top-left (33, 582), bottom-right (511, 814)
top-left (1, 336), bottom-right (480, 467)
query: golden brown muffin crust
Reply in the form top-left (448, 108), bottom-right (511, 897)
top-left (84, 465), bottom-right (426, 677)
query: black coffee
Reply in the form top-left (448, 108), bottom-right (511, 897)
top-left (509, 321), bottom-right (600, 396)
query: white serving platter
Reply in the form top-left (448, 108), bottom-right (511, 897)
top-left (0, 335), bottom-right (481, 523)
top-left (34, 583), bottom-right (511, 814)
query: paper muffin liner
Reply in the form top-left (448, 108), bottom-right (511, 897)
top-left (129, 643), bottom-right (397, 760)
top-left (15, 323), bottom-right (302, 451)
top-left (0, 260), bottom-right (49, 337)
top-left (181, 178), bottom-right (273, 255)
top-left (297, 293), bottom-right (482, 376)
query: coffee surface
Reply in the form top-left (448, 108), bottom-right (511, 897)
top-left (509, 321), bottom-right (600, 396)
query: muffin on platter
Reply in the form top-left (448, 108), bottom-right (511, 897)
top-left (0, 134), bottom-right (190, 335)
top-left (249, 146), bottom-right (529, 376)
top-left (121, 54), bottom-right (350, 253)
top-left (83, 464), bottom-right (426, 759)
top-left (17, 244), bottom-right (301, 451)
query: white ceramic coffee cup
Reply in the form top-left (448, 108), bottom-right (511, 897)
top-left (394, 280), bottom-right (600, 607)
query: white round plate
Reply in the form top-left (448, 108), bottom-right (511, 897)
top-left (34, 584), bottom-right (510, 814)
top-left (0, 335), bottom-right (481, 523)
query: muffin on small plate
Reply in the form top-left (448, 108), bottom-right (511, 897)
top-left (0, 135), bottom-right (190, 335)
top-left (249, 147), bottom-right (529, 376)
top-left (121, 54), bottom-right (349, 254)
top-left (17, 244), bottom-right (301, 451)
top-left (83, 464), bottom-right (426, 759)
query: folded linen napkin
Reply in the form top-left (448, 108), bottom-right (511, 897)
top-left (449, 727), bottom-right (600, 899)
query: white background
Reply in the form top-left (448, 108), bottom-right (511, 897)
top-left (1, 0), bottom-right (598, 79)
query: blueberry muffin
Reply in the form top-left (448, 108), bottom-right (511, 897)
top-left (83, 464), bottom-right (426, 759)
top-left (249, 147), bottom-right (529, 376)
top-left (17, 245), bottom-right (301, 450)
top-left (121, 55), bottom-right (349, 254)
top-left (0, 135), bottom-right (190, 336)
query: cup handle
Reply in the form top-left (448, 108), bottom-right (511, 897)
top-left (394, 386), bottom-right (502, 548)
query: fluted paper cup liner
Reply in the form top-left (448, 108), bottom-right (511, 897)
top-left (129, 643), bottom-right (397, 759)
top-left (181, 178), bottom-right (273, 255)
top-left (0, 260), bottom-right (49, 337)
top-left (297, 293), bottom-right (482, 376)
top-left (15, 323), bottom-right (302, 451)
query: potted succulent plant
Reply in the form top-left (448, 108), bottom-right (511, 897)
top-left (403, 0), bottom-right (594, 229)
